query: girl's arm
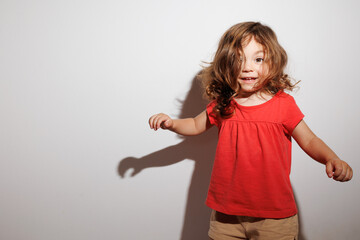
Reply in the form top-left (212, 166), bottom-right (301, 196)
top-left (292, 120), bottom-right (353, 182)
top-left (149, 110), bottom-right (212, 136)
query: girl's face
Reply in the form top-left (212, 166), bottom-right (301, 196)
top-left (237, 37), bottom-right (268, 95)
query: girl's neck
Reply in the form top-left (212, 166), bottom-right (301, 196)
top-left (235, 90), bottom-right (274, 107)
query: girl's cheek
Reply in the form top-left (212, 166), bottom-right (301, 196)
top-left (260, 64), bottom-right (269, 76)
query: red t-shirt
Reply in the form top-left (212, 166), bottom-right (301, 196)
top-left (206, 91), bottom-right (304, 218)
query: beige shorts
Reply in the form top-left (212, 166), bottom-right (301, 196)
top-left (208, 210), bottom-right (298, 240)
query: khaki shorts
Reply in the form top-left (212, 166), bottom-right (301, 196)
top-left (208, 210), bottom-right (298, 240)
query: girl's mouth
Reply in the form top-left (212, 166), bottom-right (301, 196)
top-left (241, 77), bottom-right (257, 81)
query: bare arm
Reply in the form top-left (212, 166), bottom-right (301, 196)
top-left (149, 110), bottom-right (212, 136)
top-left (292, 120), bottom-right (353, 182)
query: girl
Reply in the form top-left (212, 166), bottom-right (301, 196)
top-left (148, 22), bottom-right (352, 240)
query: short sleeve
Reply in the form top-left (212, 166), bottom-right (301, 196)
top-left (281, 95), bottom-right (304, 135)
top-left (206, 100), bottom-right (219, 127)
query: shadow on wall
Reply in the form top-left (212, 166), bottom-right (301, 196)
top-left (118, 75), bottom-right (217, 240)
top-left (118, 74), bottom-right (307, 240)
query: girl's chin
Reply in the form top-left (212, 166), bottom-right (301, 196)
top-left (238, 88), bottom-right (257, 96)
top-left (240, 86), bottom-right (257, 93)
top-left (238, 85), bottom-right (265, 95)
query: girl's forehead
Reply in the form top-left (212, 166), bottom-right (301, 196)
top-left (242, 35), bottom-right (261, 46)
top-left (241, 37), bottom-right (265, 53)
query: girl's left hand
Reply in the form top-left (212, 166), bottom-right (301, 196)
top-left (326, 159), bottom-right (353, 182)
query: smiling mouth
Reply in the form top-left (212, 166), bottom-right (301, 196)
top-left (241, 77), bottom-right (257, 81)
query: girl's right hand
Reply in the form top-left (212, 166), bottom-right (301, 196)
top-left (148, 113), bottom-right (174, 131)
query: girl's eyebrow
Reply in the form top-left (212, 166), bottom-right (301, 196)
top-left (254, 50), bottom-right (264, 54)
top-left (240, 50), bottom-right (264, 56)
top-left (239, 50), bottom-right (264, 57)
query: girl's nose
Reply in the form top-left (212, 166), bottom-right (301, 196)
top-left (242, 60), bottom-right (253, 72)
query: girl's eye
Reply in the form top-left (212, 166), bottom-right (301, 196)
top-left (255, 58), bottom-right (264, 63)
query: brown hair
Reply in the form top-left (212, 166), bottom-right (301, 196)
top-left (199, 22), bottom-right (297, 117)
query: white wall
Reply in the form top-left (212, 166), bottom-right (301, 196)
top-left (1, 0), bottom-right (359, 239)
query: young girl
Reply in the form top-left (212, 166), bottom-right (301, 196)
top-left (148, 22), bottom-right (353, 240)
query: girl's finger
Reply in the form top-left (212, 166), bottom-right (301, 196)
top-left (336, 166), bottom-right (347, 181)
top-left (158, 115), bottom-right (169, 130)
top-left (150, 114), bottom-right (160, 130)
top-left (148, 116), bottom-right (154, 129)
top-left (153, 115), bottom-right (160, 130)
top-left (344, 168), bottom-right (351, 181)
top-left (149, 115), bottom-right (158, 129)
top-left (345, 166), bottom-right (353, 181)
top-left (156, 115), bottom-right (166, 130)
top-left (333, 162), bottom-right (344, 179)
top-left (325, 161), bottom-right (334, 178)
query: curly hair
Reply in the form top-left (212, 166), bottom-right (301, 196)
top-left (199, 22), bottom-right (297, 117)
